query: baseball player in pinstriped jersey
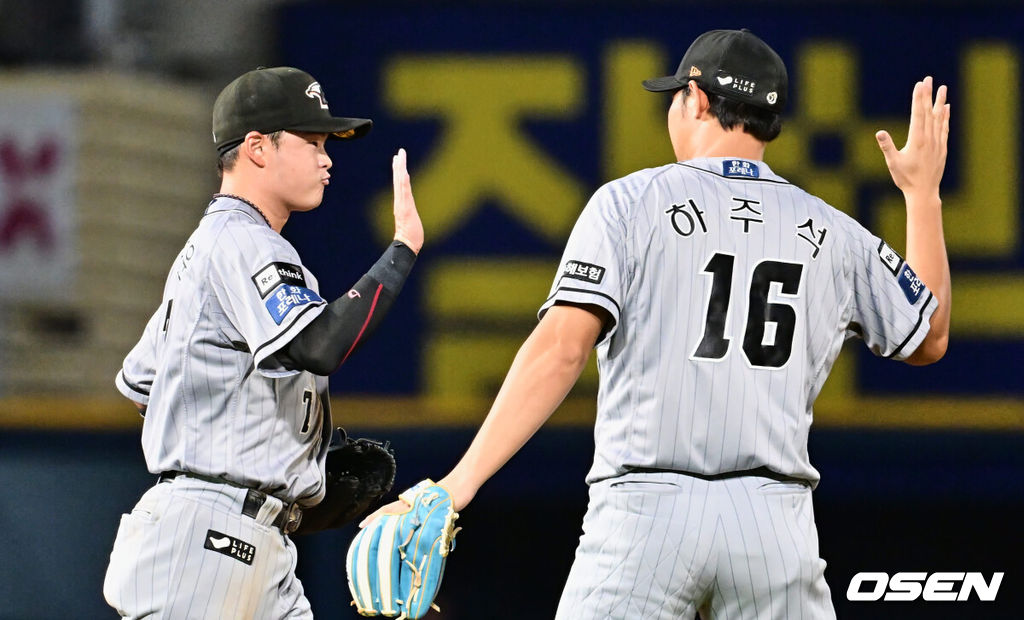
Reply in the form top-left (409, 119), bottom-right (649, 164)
top-left (103, 67), bottom-right (423, 618)
top-left (369, 29), bottom-right (952, 618)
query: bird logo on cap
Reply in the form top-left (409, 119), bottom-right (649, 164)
top-left (305, 82), bottom-right (329, 110)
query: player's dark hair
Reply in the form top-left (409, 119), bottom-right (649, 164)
top-left (217, 130), bottom-right (284, 177)
top-left (685, 86), bottom-right (783, 142)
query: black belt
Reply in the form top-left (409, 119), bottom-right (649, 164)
top-left (625, 465), bottom-right (810, 486)
top-left (158, 471), bottom-right (303, 534)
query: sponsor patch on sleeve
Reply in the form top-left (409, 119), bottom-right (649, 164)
top-left (252, 262), bottom-right (307, 298)
top-left (897, 263), bottom-right (925, 304)
top-left (723, 159), bottom-right (759, 178)
top-left (877, 240), bottom-right (904, 276)
top-left (265, 284), bottom-right (324, 324)
top-left (562, 260), bottom-right (606, 284)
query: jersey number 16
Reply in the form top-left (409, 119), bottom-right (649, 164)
top-left (692, 252), bottom-right (804, 369)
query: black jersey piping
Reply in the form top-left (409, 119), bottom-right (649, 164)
top-left (545, 286), bottom-right (622, 316)
top-left (886, 292), bottom-right (934, 359)
top-left (118, 370), bottom-right (151, 397)
top-left (252, 302), bottom-right (327, 363)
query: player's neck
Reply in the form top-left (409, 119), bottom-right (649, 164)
top-left (680, 129), bottom-right (767, 162)
top-left (218, 177), bottom-right (289, 233)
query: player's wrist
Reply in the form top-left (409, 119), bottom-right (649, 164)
top-left (902, 190), bottom-right (942, 211)
top-left (437, 473), bottom-right (475, 512)
top-left (393, 233), bottom-right (422, 255)
top-left (367, 241), bottom-right (418, 294)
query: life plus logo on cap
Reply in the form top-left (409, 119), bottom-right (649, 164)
top-left (305, 82), bottom-right (329, 109)
top-left (714, 71), bottom-right (756, 96)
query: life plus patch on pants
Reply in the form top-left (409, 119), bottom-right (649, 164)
top-left (103, 476), bottom-right (312, 619)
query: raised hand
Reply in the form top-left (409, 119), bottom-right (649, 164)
top-left (391, 148), bottom-right (424, 254)
top-left (875, 76), bottom-right (951, 199)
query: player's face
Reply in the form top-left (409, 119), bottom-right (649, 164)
top-left (268, 131), bottom-right (332, 213)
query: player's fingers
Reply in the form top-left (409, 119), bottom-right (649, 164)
top-left (921, 76), bottom-right (933, 106)
top-left (359, 504), bottom-right (390, 528)
top-left (875, 130), bottom-right (897, 159)
top-left (920, 77), bottom-right (936, 139)
top-left (932, 84), bottom-right (947, 138)
top-left (392, 148), bottom-right (406, 188)
top-left (941, 103), bottom-right (951, 154)
top-left (359, 510), bottom-right (381, 529)
top-left (933, 83), bottom-right (947, 112)
top-left (933, 86), bottom-right (946, 139)
top-left (394, 148), bottom-right (409, 176)
top-left (358, 499), bottom-right (410, 528)
top-left (400, 154), bottom-right (414, 199)
top-left (392, 149), bottom-right (413, 204)
top-left (907, 80), bottom-right (925, 144)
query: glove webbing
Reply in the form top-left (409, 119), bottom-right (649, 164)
top-left (394, 509), bottom-right (461, 618)
top-left (395, 522), bottom-right (441, 618)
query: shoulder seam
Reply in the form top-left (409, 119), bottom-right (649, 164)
top-left (203, 208), bottom-right (260, 224)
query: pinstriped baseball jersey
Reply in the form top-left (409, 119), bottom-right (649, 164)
top-left (115, 195), bottom-right (332, 504)
top-left (540, 157), bottom-right (937, 486)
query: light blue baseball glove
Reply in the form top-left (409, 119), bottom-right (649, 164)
top-left (347, 479), bottom-right (460, 618)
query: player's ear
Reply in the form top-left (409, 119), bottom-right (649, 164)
top-left (689, 81), bottom-right (712, 118)
top-left (241, 131), bottom-right (269, 168)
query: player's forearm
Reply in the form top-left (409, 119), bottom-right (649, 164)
top-left (441, 314), bottom-right (595, 510)
top-left (280, 242), bottom-right (416, 374)
top-left (904, 192), bottom-right (950, 364)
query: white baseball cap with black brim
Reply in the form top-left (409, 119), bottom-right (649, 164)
top-left (212, 66), bottom-right (372, 155)
top-left (642, 28), bottom-right (788, 113)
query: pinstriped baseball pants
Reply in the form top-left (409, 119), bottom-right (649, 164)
top-left (103, 476), bottom-right (312, 619)
top-left (555, 471), bottom-right (836, 620)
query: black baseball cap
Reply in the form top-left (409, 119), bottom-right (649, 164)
top-left (642, 29), bottom-right (788, 113)
top-left (212, 66), bottom-right (372, 155)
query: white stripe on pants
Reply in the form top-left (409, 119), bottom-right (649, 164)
top-left (555, 471), bottom-right (836, 620)
top-left (103, 476), bottom-right (312, 619)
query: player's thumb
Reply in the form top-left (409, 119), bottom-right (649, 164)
top-left (875, 130), bottom-right (896, 157)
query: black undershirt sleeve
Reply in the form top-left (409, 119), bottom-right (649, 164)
top-left (278, 242), bottom-right (416, 375)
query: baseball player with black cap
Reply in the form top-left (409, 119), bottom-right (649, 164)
top-left (104, 66), bottom-right (423, 618)
top-left (366, 28), bottom-right (951, 618)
